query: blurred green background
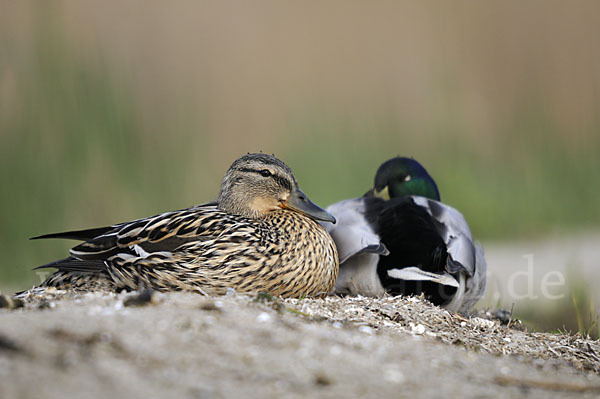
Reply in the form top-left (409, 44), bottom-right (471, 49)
top-left (1, 2), bottom-right (599, 333)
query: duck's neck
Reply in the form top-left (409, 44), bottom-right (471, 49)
top-left (217, 199), bottom-right (263, 220)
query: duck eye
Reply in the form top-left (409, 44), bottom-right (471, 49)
top-left (404, 174), bottom-right (412, 182)
top-left (259, 169), bottom-right (272, 177)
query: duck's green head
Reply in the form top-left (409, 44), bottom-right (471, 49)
top-left (369, 157), bottom-right (440, 201)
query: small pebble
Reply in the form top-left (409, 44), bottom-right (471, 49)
top-left (411, 324), bottom-right (426, 335)
top-left (313, 372), bottom-right (332, 386)
top-left (0, 334), bottom-right (22, 354)
top-left (358, 325), bottom-right (374, 335)
top-left (200, 300), bottom-right (222, 312)
top-left (472, 318), bottom-right (496, 330)
top-left (256, 312), bottom-right (271, 323)
top-left (124, 289), bottom-right (154, 307)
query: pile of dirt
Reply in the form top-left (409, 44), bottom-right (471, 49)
top-left (1, 289), bottom-right (599, 398)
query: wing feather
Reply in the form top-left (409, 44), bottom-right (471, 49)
top-left (410, 196), bottom-right (476, 276)
top-left (32, 203), bottom-right (222, 275)
top-left (323, 198), bottom-right (388, 264)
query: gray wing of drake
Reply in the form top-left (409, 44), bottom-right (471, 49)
top-left (410, 196), bottom-right (476, 277)
top-left (321, 198), bottom-right (388, 263)
top-left (460, 243), bottom-right (487, 311)
top-left (320, 198), bottom-right (388, 296)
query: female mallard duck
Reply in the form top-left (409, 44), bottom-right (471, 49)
top-left (31, 153), bottom-right (339, 298)
top-left (323, 157), bottom-right (486, 312)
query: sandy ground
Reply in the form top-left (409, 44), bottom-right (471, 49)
top-left (2, 290), bottom-right (600, 399)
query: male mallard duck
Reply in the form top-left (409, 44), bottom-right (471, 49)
top-left (31, 153), bottom-right (339, 298)
top-left (323, 157), bottom-right (486, 312)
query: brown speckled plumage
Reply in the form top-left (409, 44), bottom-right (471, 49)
top-left (33, 154), bottom-right (339, 298)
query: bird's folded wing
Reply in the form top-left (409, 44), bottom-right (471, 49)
top-left (70, 205), bottom-right (221, 260)
top-left (323, 198), bottom-right (388, 264)
top-left (410, 196), bottom-right (472, 238)
top-left (31, 203), bottom-right (222, 266)
top-left (460, 243), bottom-right (488, 310)
top-left (410, 196), bottom-right (476, 276)
top-left (445, 233), bottom-right (476, 276)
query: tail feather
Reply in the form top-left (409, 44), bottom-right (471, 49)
top-left (33, 257), bottom-right (107, 273)
top-left (30, 226), bottom-right (116, 242)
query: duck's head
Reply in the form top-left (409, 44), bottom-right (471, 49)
top-left (218, 153), bottom-right (336, 223)
top-left (368, 157), bottom-right (440, 201)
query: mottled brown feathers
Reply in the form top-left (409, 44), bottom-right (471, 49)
top-left (35, 154), bottom-right (339, 298)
